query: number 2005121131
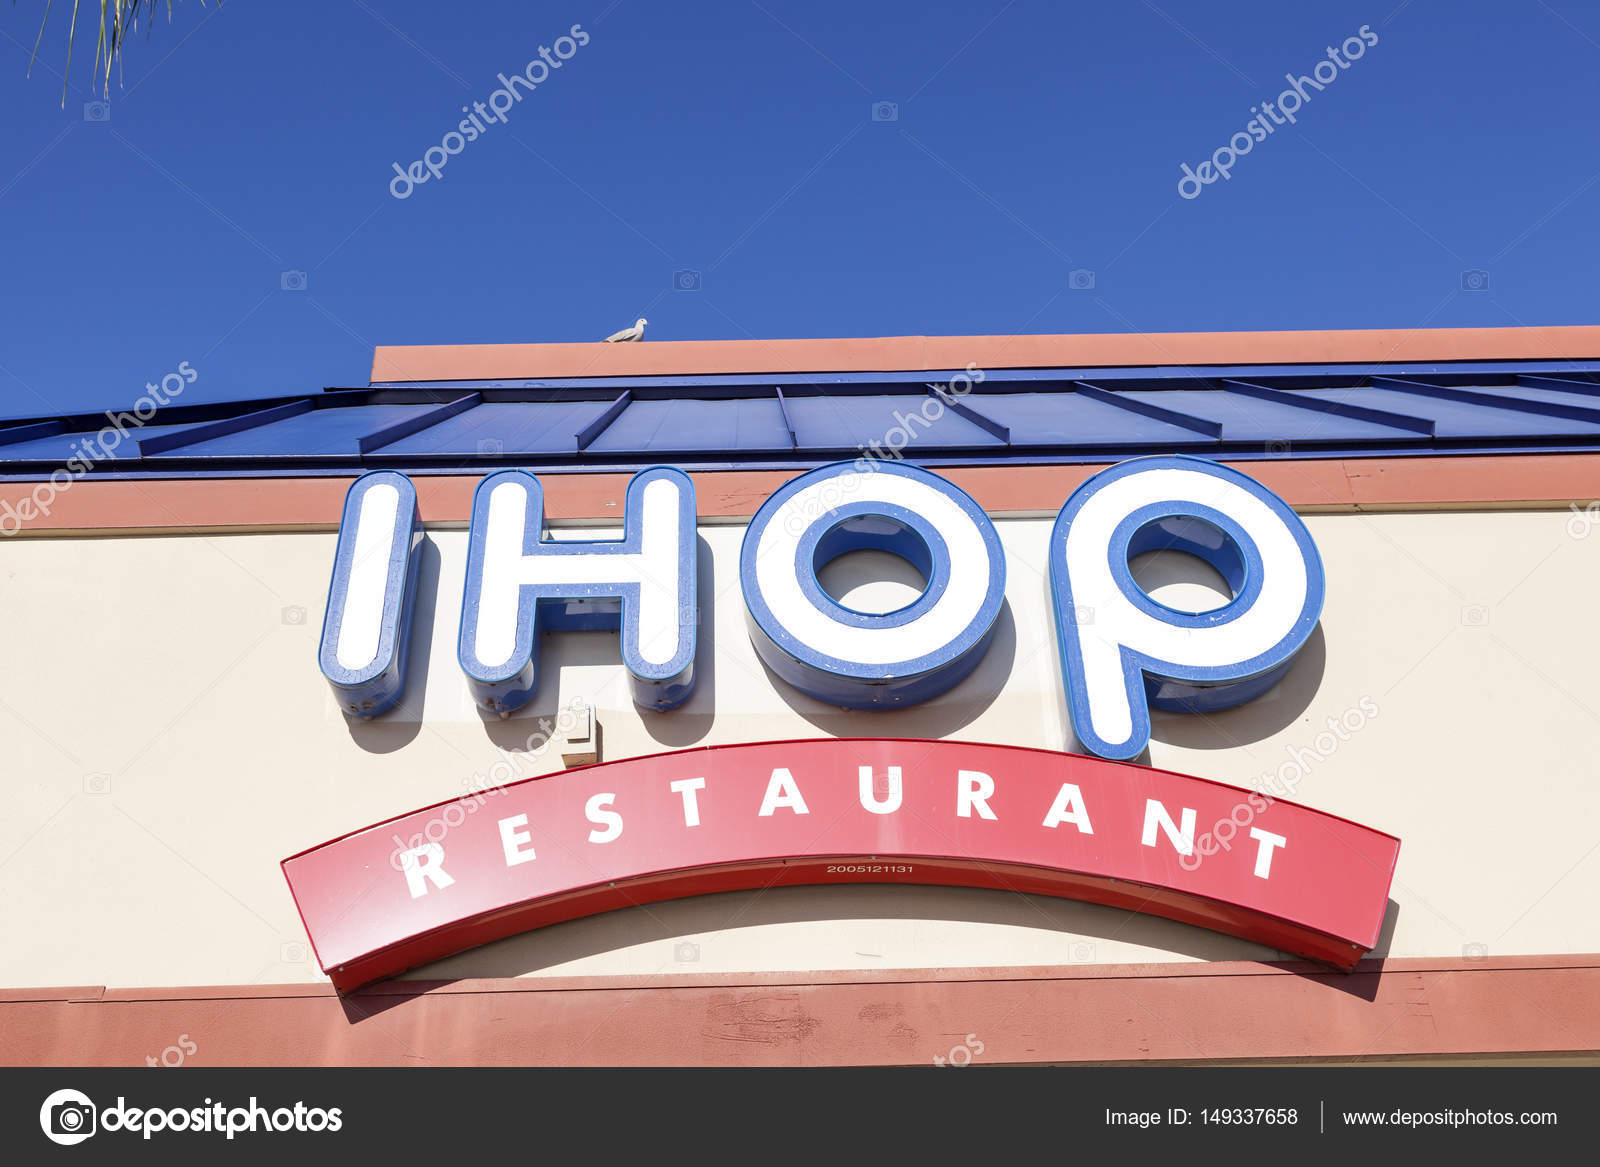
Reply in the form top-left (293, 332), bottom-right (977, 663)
top-left (825, 864), bottom-right (915, 874)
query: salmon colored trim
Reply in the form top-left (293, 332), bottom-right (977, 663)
top-left (1, 455), bottom-right (1598, 535)
top-left (7, 955), bottom-right (1600, 1066)
top-left (371, 325), bottom-right (1600, 383)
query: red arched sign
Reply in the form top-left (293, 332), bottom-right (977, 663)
top-left (283, 739), bottom-right (1399, 990)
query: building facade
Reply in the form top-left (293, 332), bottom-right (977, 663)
top-left (5, 325), bottom-right (1600, 1065)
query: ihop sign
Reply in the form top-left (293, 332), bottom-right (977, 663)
top-left (317, 455), bottom-right (1325, 762)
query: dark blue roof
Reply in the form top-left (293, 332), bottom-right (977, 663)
top-left (5, 360), bottom-right (1600, 478)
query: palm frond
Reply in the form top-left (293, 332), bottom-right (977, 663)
top-left (22, 0), bottom-right (205, 103)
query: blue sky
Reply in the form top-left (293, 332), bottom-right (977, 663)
top-left (1, 0), bottom-right (1597, 416)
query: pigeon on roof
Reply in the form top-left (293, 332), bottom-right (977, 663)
top-left (603, 317), bottom-right (648, 343)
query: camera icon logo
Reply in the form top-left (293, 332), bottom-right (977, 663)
top-left (1461, 269), bottom-right (1489, 291)
top-left (673, 941), bottom-right (701, 963)
top-left (672, 269), bottom-right (702, 292)
top-left (280, 270), bottom-right (308, 292)
top-left (1460, 604), bottom-right (1490, 627)
top-left (1069, 269), bottom-right (1096, 291)
top-left (282, 605), bottom-right (308, 626)
top-left (1462, 941), bottom-right (1489, 961)
top-left (83, 101), bottom-right (111, 122)
top-left (83, 772), bottom-right (112, 795)
top-left (1266, 439), bottom-right (1292, 456)
top-left (477, 437), bottom-right (505, 457)
top-left (1567, 500), bottom-right (1600, 540)
top-left (40, 1089), bottom-right (97, 1145)
top-left (871, 101), bottom-right (899, 122)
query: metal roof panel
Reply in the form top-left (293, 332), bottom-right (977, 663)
top-left (157, 405), bottom-right (433, 458)
top-left (0, 421), bottom-right (214, 462)
top-left (374, 400), bottom-right (614, 456)
top-left (970, 391), bottom-right (1215, 446)
top-left (584, 397), bottom-right (793, 453)
top-left (1298, 387), bottom-right (1600, 438)
top-left (5, 358), bottom-right (1600, 477)
top-left (786, 393), bottom-right (1006, 451)
top-left (1115, 389), bottom-right (1420, 443)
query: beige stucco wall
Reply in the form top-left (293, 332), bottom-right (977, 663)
top-left (1, 507), bottom-right (1596, 989)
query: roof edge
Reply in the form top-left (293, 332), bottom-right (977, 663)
top-left (370, 325), bottom-right (1600, 384)
top-left (4, 454), bottom-right (1598, 534)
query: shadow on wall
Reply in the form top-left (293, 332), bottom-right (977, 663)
top-left (1104, 538), bottom-right (1330, 755)
top-left (333, 532), bottom-right (1325, 758)
top-left (340, 536), bottom-right (720, 757)
top-left (1296, 898), bottom-right (1401, 1003)
top-left (744, 601), bottom-right (1020, 741)
top-left (1146, 624), bottom-right (1327, 752)
top-left (638, 540), bottom-right (1020, 746)
top-left (338, 886), bottom-right (1401, 1024)
top-left (339, 535), bottom-right (443, 755)
top-left (638, 535), bottom-right (716, 748)
top-left (394, 882), bottom-right (1286, 986)
top-left (476, 638), bottom-right (621, 756)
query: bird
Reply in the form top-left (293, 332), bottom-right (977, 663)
top-left (603, 317), bottom-right (647, 343)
